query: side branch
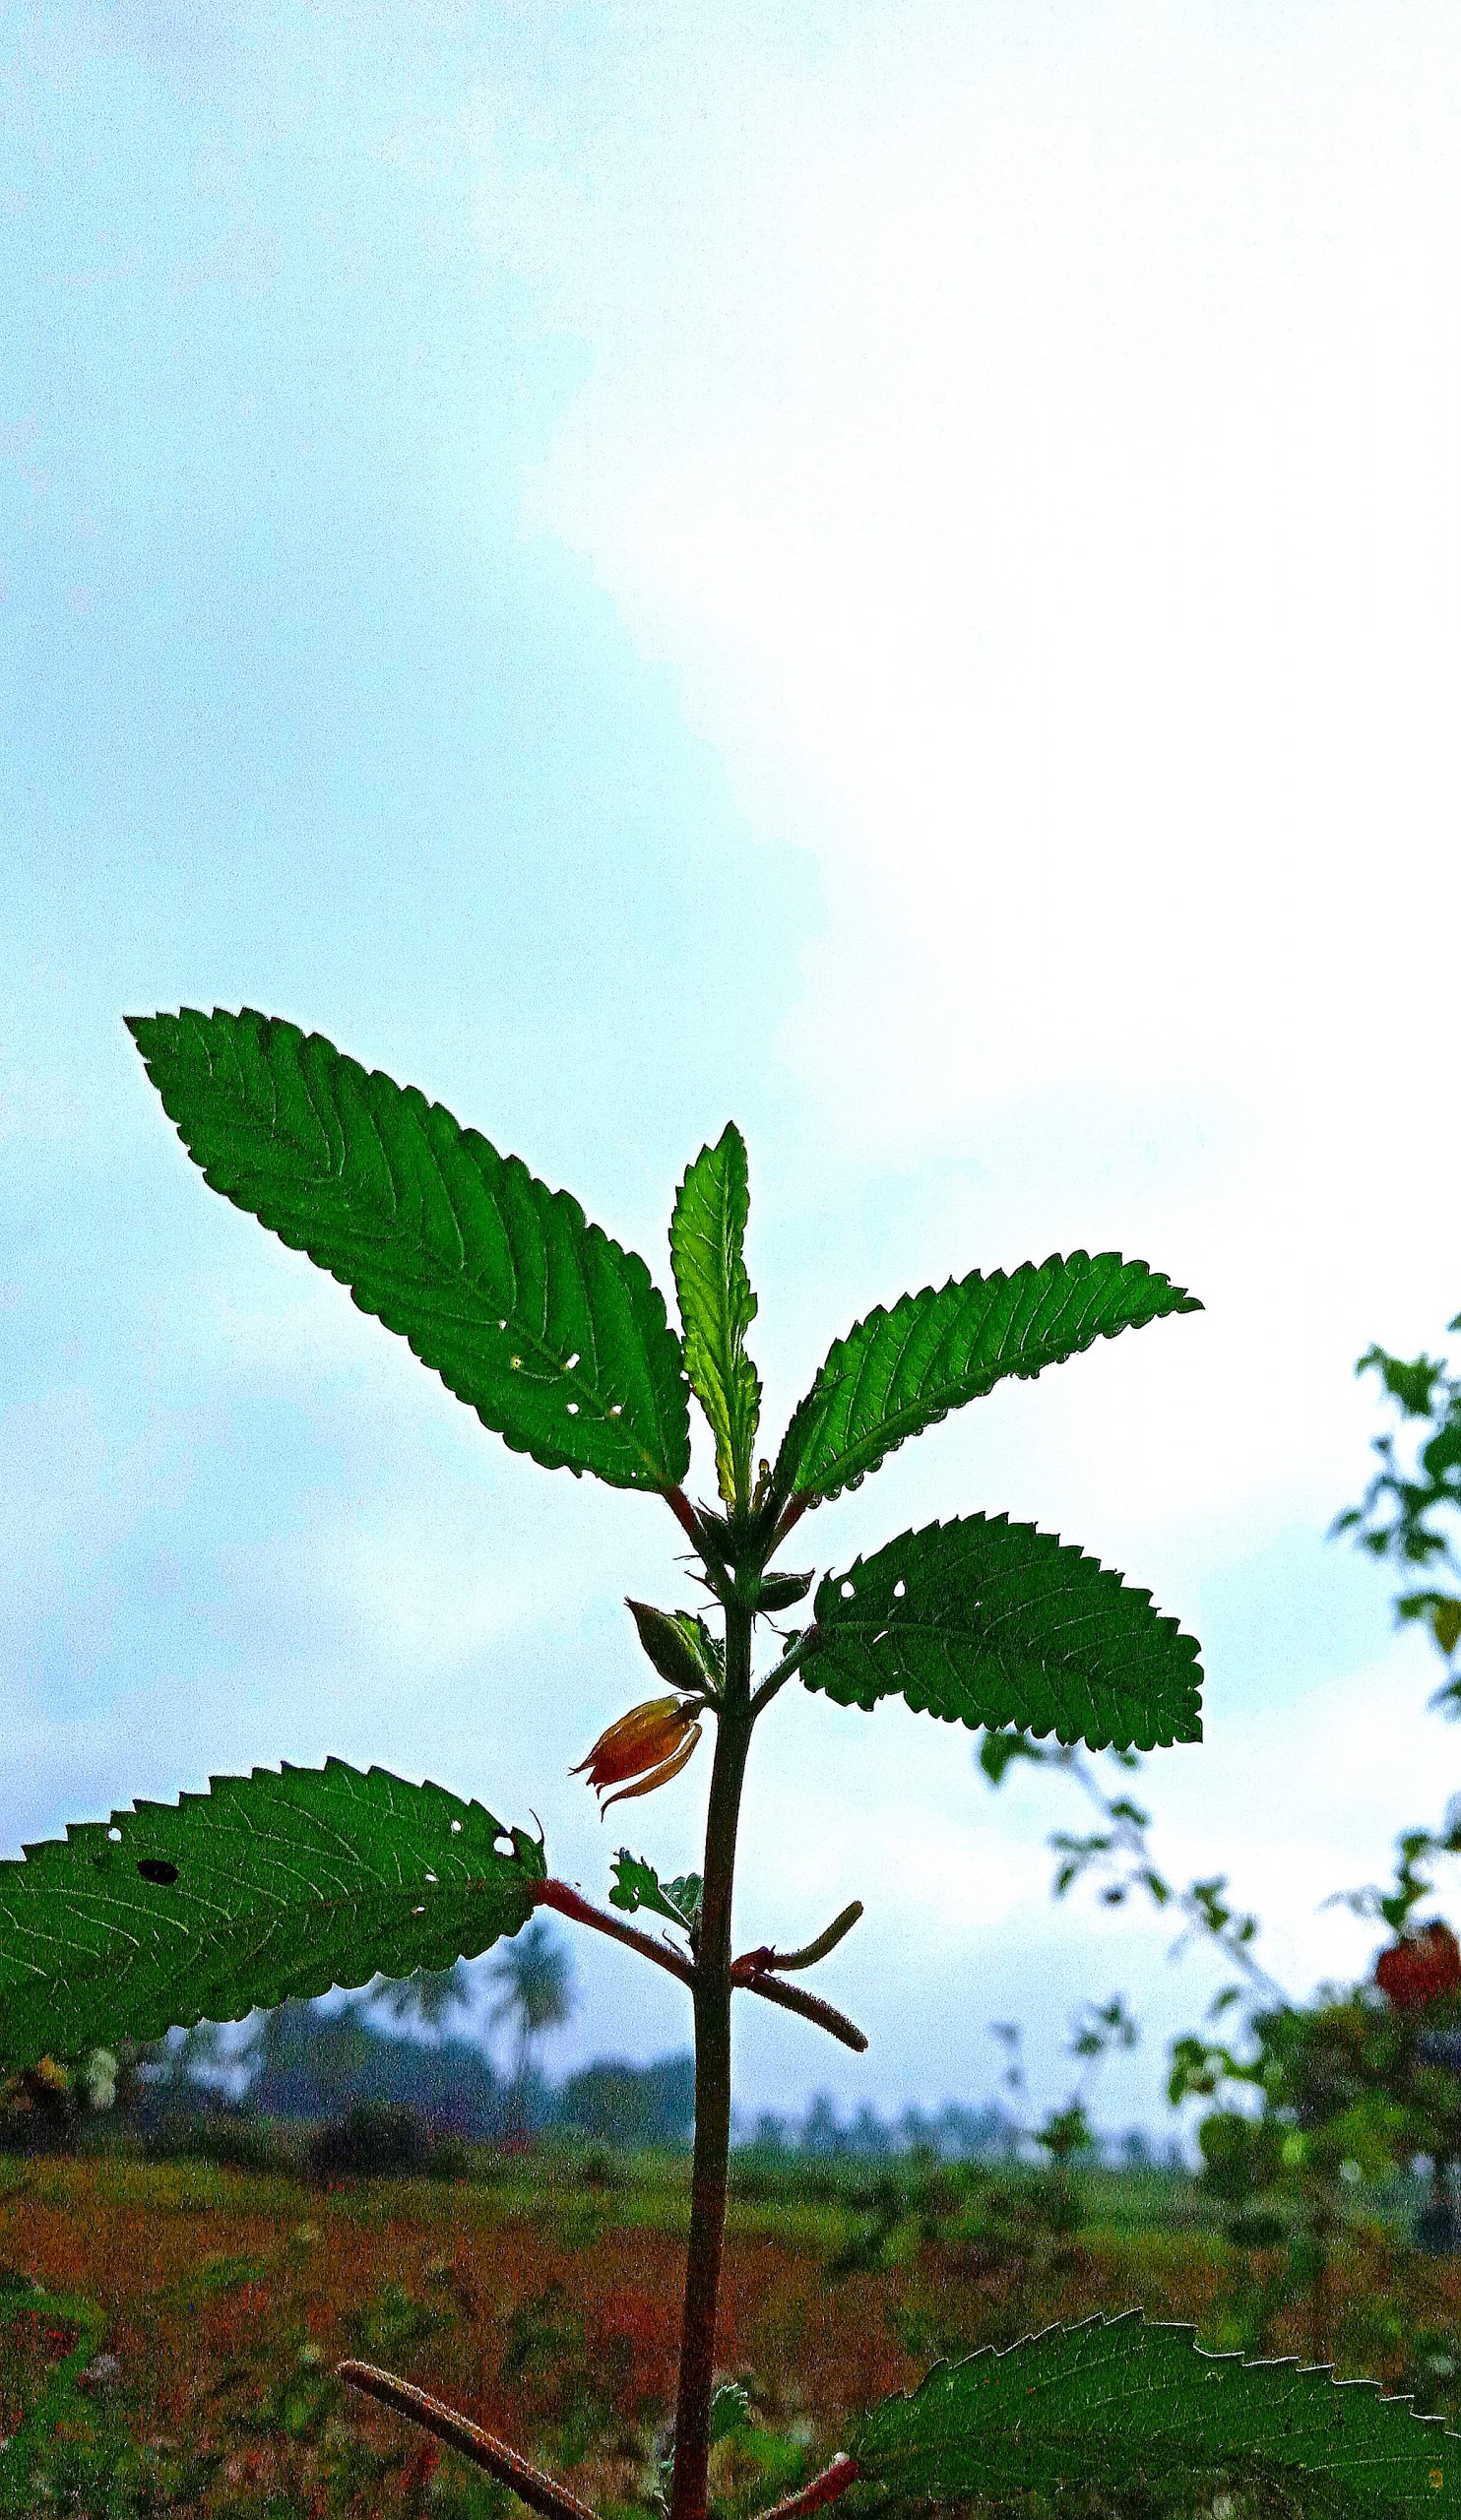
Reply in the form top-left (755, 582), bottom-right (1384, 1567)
top-left (735, 1902), bottom-right (862, 1975)
top-left (534, 1878), bottom-right (693, 1988)
top-left (729, 1960), bottom-right (868, 2053)
top-left (338, 2362), bottom-right (598, 2520)
top-left (752, 2454), bottom-right (863, 2520)
top-left (749, 1624), bottom-right (821, 1717)
top-left (535, 1878), bottom-right (868, 2051)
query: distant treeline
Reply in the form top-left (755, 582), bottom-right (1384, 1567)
top-left (140, 1999), bottom-right (696, 2149)
top-left (132, 1996), bottom-right (1176, 2165)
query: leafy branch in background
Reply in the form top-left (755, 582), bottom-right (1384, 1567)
top-left (978, 1295), bottom-right (1461, 2371)
top-left (1331, 1316), bottom-right (1461, 1702)
top-left (2, 1004), bottom-right (1456, 2517)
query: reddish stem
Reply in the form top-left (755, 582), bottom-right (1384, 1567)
top-left (728, 1959), bottom-right (868, 2052)
top-left (338, 2362), bottom-right (598, 2520)
top-left (772, 1494), bottom-right (810, 1547)
top-left (534, 1879), bottom-right (692, 1988)
top-left (666, 1485), bottom-right (707, 1547)
top-left (753, 2454), bottom-right (863, 2520)
top-left (534, 1880), bottom-right (868, 2051)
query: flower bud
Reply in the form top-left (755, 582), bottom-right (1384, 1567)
top-left (1375, 1921), bottom-right (1461, 2010)
top-left (626, 1601), bottom-right (719, 1695)
top-left (571, 1695), bottom-right (703, 1812)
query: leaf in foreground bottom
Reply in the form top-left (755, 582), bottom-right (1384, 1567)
top-left (847, 2311), bottom-right (1460, 2517)
top-left (0, 1759), bottom-right (544, 2070)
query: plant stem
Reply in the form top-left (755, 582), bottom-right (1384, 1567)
top-left (670, 1595), bottom-right (755, 2520)
top-left (338, 2362), bottom-right (598, 2520)
top-left (752, 2456), bottom-right (863, 2520)
top-left (533, 1879), bottom-right (867, 2051)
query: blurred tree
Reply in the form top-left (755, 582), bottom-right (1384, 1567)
top-left (485, 1918), bottom-right (574, 2140)
top-left (369, 1960), bottom-right (476, 2039)
top-left (556, 2053), bottom-right (694, 2148)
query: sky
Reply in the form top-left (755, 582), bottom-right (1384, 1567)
top-left (4, 0), bottom-right (1461, 2143)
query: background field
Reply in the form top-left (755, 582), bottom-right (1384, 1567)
top-left (4, 2132), bottom-right (1459, 2519)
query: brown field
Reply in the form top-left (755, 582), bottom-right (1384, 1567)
top-left (2, 2151), bottom-right (1459, 2515)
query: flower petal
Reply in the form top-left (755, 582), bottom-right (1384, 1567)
top-left (600, 1724), bottom-right (702, 1813)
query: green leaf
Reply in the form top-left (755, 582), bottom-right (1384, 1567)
top-left (608, 1852), bottom-right (703, 1936)
top-left (847, 2310), bottom-right (1460, 2516)
top-left (709, 2381), bottom-right (754, 2447)
top-left (669, 1122), bottom-right (762, 1508)
top-left (126, 1007), bottom-right (690, 1493)
top-left (772, 1251), bottom-right (1201, 1510)
top-left (0, 1760), bottom-right (545, 2072)
top-left (799, 1515), bottom-right (1202, 1752)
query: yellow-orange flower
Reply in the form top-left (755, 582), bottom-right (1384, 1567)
top-left (571, 1695), bottom-right (703, 1813)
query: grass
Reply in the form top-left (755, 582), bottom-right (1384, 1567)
top-left (2, 2141), bottom-right (1458, 2516)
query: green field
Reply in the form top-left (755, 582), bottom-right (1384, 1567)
top-left (3, 2134), bottom-right (1457, 2517)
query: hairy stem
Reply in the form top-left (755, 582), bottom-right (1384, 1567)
top-left (534, 1878), bottom-right (867, 2050)
top-left (670, 1596), bottom-right (755, 2520)
top-left (338, 2363), bottom-right (598, 2520)
top-left (752, 2455), bottom-right (863, 2520)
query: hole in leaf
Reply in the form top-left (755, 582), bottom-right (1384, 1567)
top-left (610, 1404), bottom-right (622, 1417)
top-left (840, 1580), bottom-right (856, 1600)
top-left (450, 1819), bottom-right (463, 1835)
top-left (137, 1858), bottom-right (179, 1886)
top-left (497, 1320), bottom-right (507, 1332)
top-left (107, 1827), bottom-right (123, 1843)
top-left (423, 1871), bottom-right (437, 1884)
top-left (494, 1831), bottom-right (516, 1858)
top-left (566, 1401), bottom-right (579, 1416)
top-left (565, 1353), bottom-right (580, 1371)
top-left (893, 1580), bottom-right (907, 1600)
top-left (412, 1905), bottom-right (425, 1917)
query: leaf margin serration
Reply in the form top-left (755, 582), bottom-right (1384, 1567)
top-left (772, 1251), bottom-right (1202, 1511)
top-left (799, 1512), bottom-right (1203, 1753)
top-left (124, 1005), bottom-right (692, 1493)
top-left (668, 1120), bottom-right (762, 1509)
top-left (846, 2308), bottom-right (1461, 2517)
top-left (0, 1757), bottom-right (546, 2072)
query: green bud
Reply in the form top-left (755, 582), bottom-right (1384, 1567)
top-left (754, 1569), bottom-right (813, 1612)
top-left (626, 1600), bottom-right (720, 1696)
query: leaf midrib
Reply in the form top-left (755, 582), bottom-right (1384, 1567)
top-left (0, 1869), bottom-right (535, 2003)
top-left (196, 1052), bottom-right (673, 1486)
top-left (790, 1260), bottom-right (1194, 1503)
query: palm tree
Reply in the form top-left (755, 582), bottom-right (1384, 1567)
top-left (485, 1919), bottom-right (575, 2143)
top-left (370, 1960), bottom-right (476, 2039)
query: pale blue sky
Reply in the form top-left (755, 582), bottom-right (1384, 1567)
top-left (5, 2), bottom-right (1460, 2137)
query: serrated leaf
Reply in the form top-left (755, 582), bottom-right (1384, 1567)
top-left (800, 1515), bottom-right (1202, 1752)
top-left (608, 1852), bottom-right (702, 1936)
top-left (709, 2380), bottom-right (754, 2446)
top-left (847, 2310), bottom-right (1460, 2516)
top-left (0, 1761), bottom-right (545, 2072)
top-left (126, 1008), bottom-right (690, 1492)
top-left (669, 1123), bottom-right (761, 1509)
top-left (772, 1252), bottom-right (1201, 1510)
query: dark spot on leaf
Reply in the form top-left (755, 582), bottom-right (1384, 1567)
top-left (137, 1858), bottom-right (179, 1886)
